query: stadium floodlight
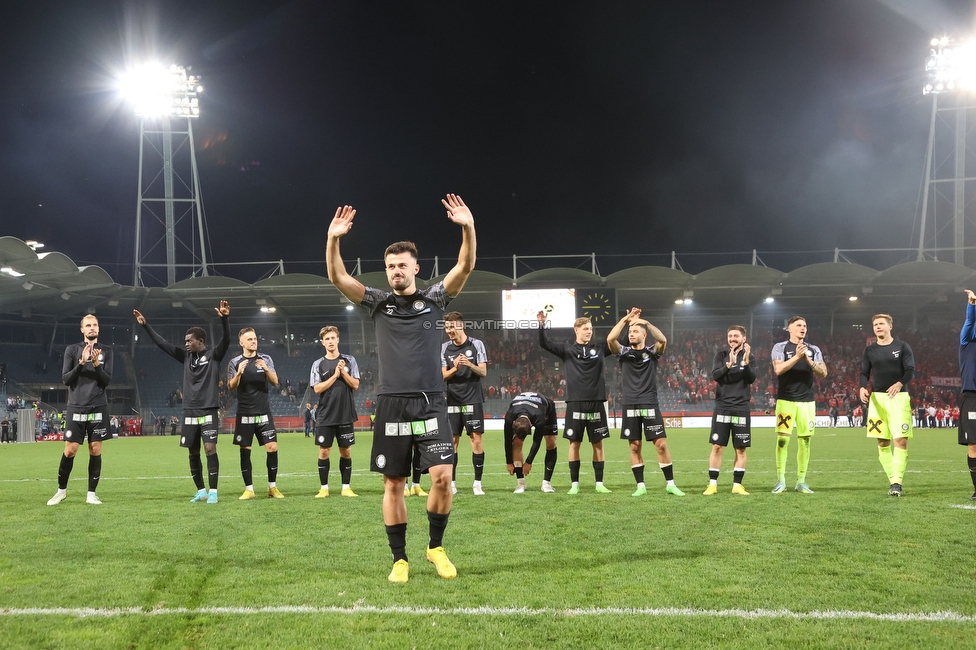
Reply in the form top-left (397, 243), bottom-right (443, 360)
top-left (923, 36), bottom-right (976, 94)
top-left (849, 296), bottom-right (858, 301)
top-left (120, 63), bottom-right (202, 118)
top-left (260, 306), bottom-right (277, 313)
top-left (764, 297), bottom-right (775, 304)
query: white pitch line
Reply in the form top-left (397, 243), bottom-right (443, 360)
top-left (0, 605), bottom-right (975, 623)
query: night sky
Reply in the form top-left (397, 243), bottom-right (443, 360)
top-left (0, 0), bottom-right (973, 281)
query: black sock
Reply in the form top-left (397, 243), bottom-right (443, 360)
top-left (339, 457), bottom-right (352, 485)
top-left (544, 448), bottom-right (557, 481)
top-left (473, 452), bottom-right (485, 481)
top-left (733, 468), bottom-right (746, 485)
top-left (661, 463), bottom-right (674, 482)
top-left (206, 453), bottom-right (219, 490)
top-left (969, 456), bottom-right (976, 490)
top-left (318, 458), bottom-right (330, 486)
top-left (189, 454), bottom-right (204, 490)
top-left (240, 448), bottom-right (253, 486)
top-left (593, 461), bottom-right (605, 483)
top-left (632, 464), bottom-right (645, 484)
top-left (709, 468), bottom-right (720, 481)
top-left (427, 510), bottom-right (450, 549)
top-left (514, 465), bottom-right (524, 479)
top-left (266, 451), bottom-right (278, 483)
top-left (569, 460), bottom-right (581, 483)
top-left (386, 523), bottom-right (407, 563)
top-left (452, 453), bottom-right (458, 481)
top-left (57, 454), bottom-right (75, 490)
top-left (87, 455), bottom-right (102, 492)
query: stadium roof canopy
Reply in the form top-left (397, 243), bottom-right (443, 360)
top-left (1, 236), bottom-right (974, 326)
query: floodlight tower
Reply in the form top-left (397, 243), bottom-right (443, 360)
top-left (124, 64), bottom-right (210, 287)
top-left (918, 37), bottom-right (976, 266)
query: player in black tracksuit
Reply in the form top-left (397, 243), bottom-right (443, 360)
top-left (134, 302), bottom-right (230, 503)
top-left (47, 314), bottom-right (113, 506)
top-left (503, 392), bottom-right (559, 493)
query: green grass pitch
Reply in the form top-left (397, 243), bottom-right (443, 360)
top-left (1, 427), bottom-right (974, 649)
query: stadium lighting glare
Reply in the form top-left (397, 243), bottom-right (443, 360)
top-left (849, 296), bottom-right (858, 301)
top-left (1, 266), bottom-right (24, 277)
top-left (923, 36), bottom-right (976, 94)
top-left (120, 63), bottom-right (202, 118)
top-left (25, 240), bottom-right (44, 251)
top-left (674, 299), bottom-right (683, 305)
top-left (764, 297), bottom-right (775, 304)
top-left (345, 304), bottom-right (354, 311)
top-left (260, 306), bottom-right (277, 313)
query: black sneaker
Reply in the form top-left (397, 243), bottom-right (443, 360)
top-left (887, 483), bottom-right (903, 497)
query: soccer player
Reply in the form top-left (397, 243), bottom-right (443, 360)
top-left (705, 325), bottom-right (756, 496)
top-left (606, 307), bottom-right (685, 497)
top-left (326, 194), bottom-right (475, 583)
top-left (227, 327), bottom-right (283, 500)
top-left (771, 315), bottom-right (827, 494)
top-left (134, 302), bottom-right (230, 503)
top-left (859, 314), bottom-right (915, 497)
top-left (47, 314), bottom-right (113, 506)
top-left (959, 290), bottom-right (976, 500)
top-left (310, 325), bottom-right (360, 498)
top-left (538, 311), bottom-right (612, 494)
top-left (442, 311), bottom-right (488, 496)
top-left (502, 391), bottom-right (559, 493)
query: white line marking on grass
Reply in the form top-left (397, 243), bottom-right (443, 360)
top-left (950, 504), bottom-right (976, 510)
top-left (2, 606), bottom-right (976, 622)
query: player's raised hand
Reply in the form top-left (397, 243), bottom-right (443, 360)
top-left (967, 289), bottom-right (976, 305)
top-left (537, 310), bottom-right (547, 325)
top-left (441, 194), bottom-right (473, 227)
top-left (237, 359), bottom-right (249, 374)
top-left (133, 309), bottom-right (146, 326)
top-left (626, 307), bottom-right (642, 322)
top-left (215, 300), bottom-right (230, 317)
top-left (328, 205), bottom-right (357, 239)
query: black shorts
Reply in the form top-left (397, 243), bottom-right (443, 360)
top-left (958, 392), bottom-right (976, 446)
top-left (180, 410), bottom-right (219, 449)
top-left (64, 407), bottom-right (111, 444)
top-left (371, 393), bottom-right (454, 477)
top-left (233, 413), bottom-right (276, 447)
top-left (620, 405), bottom-right (666, 441)
top-left (709, 410), bottom-right (752, 448)
top-left (564, 401), bottom-right (610, 443)
top-left (448, 403), bottom-right (485, 436)
top-left (315, 423), bottom-right (356, 448)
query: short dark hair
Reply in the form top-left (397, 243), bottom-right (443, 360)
top-left (444, 311), bottom-right (464, 323)
top-left (787, 316), bottom-right (806, 326)
top-left (384, 241), bottom-right (418, 259)
top-left (512, 415), bottom-right (531, 438)
top-left (728, 325), bottom-right (747, 336)
top-left (185, 326), bottom-right (207, 343)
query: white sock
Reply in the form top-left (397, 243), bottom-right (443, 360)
top-left (268, 482), bottom-right (276, 489)
top-left (245, 485), bottom-right (254, 492)
top-left (666, 480), bottom-right (676, 487)
top-left (342, 484), bottom-right (350, 490)
top-left (709, 479), bottom-right (718, 486)
top-left (322, 484), bottom-right (329, 490)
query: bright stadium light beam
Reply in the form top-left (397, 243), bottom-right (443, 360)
top-left (923, 36), bottom-right (976, 94)
top-left (119, 63), bottom-right (202, 117)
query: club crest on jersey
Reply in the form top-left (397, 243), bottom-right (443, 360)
top-left (642, 352), bottom-right (649, 360)
top-left (465, 350), bottom-right (473, 358)
top-left (589, 349), bottom-right (597, 357)
top-left (413, 300), bottom-right (425, 311)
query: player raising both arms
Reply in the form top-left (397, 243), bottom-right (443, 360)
top-left (327, 194), bottom-right (475, 583)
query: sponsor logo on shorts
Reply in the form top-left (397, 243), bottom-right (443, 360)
top-left (385, 419), bottom-right (439, 437)
top-left (72, 412), bottom-right (103, 422)
top-left (716, 415), bottom-right (747, 426)
top-left (626, 409), bottom-right (656, 418)
top-left (571, 412), bottom-right (602, 421)
top-left (185, 415), bottom-right (213, 425)
top-left (447, 405), bottom-right (475, 414)
top-left (439, 453), bottom-right (452, 460)
top-left (375, 454), bottom-right (386, 469)
top-left (240, 415), bottom-right (269, 425)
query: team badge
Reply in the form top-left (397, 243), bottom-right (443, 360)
top-left (642, 352), bottom-right (649, 360)
top-left (318, 436), bottom-right (325, 443)
top-left (623, 429), bottom-right (630, 436)
top-left (589, 349), bottom-right (597, 357)
top-left (465, 350), bottom-right (473, 358)
top-left (413, 300), bottom-right (425, 311)
top-left (65, 432), bottom-right (72, 439)
top-left (235, 435), bottom-right (241, 442)
top-left (375, 454), bottom-right (387, 469)
top-left (711, 432), bottom-right (719, 441)
top-left (902, 423), bottom-right (909, 431)
top-left (180, 436), bottom-right (186, 444)
top-left (566, 428), bottom-right (574, 437)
